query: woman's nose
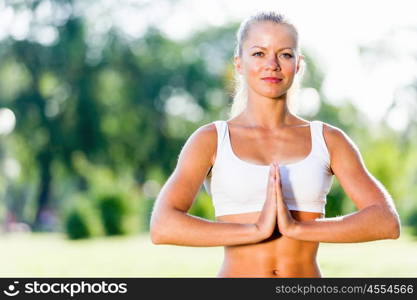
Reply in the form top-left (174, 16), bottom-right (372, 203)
top-left (265, 57), bottom-right (280, 71)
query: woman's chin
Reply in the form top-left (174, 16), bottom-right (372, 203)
top-left (258, 90), bottom-right (287, 99)
top-left (249, 86), bottom-right (289, 99)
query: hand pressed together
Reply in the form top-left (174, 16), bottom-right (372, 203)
top-left (254, 163), bottom-right (278, 239)
top-left (273, 162), bottom-right (298, 237)
top-left (255, 162), bottom-right (298, 240)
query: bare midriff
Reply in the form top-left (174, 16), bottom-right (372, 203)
top-left (216, 210), bottom-right (323, 278)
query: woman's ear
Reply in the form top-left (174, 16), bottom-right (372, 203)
top-left (296, 55), bottom-right (305, 73)
top-left (234, 56), bottom-right (243, 75)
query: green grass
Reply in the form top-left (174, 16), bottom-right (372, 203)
top-left (1, 227), bottom-right (416, 277)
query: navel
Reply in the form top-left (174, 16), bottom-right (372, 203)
top-left (272, 269), bottom-right (280, 276)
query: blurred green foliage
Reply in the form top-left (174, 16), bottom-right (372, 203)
top-left (64, 194), bottom-right (104, 240)
top-left (0, 0), bottom-right (416, 238)
top-left (96, 193), bottom-right (138, 236)
top-left (189, 192), bottom-right (216, 221)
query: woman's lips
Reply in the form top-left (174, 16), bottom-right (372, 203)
top-left (261, 77), bottom-right (283, 83)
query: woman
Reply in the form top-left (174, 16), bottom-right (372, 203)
top-left (150, 11), bottom-right (401, 277)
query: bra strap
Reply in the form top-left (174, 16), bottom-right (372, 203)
top-left (213, 120), bottom-right (227, 157)
top-left (311, 120), bottom-right (330, 164)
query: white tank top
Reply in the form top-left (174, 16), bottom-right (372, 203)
top-left (203, 120), bottom-right (334, 217)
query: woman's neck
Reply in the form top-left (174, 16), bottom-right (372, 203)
top-left (242, 93), bottom-right (295, 130)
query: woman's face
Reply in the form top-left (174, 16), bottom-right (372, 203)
top-left (235, 22), bottom-right (302, 99)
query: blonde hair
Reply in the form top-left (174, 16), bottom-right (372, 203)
top-left (229, 11), bottom-right (306, 118)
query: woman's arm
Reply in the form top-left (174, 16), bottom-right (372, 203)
top-left (275, 124), bottom-right (401, 243)
top-left (150, 123), bottom-right (277, 247)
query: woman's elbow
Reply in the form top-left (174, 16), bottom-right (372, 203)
top-left (388, 215), bottom-right (401, 239)
top-left (150, 221), bottom-right (170, 244)
top-left (150, 214), bottom-right (169, 245)
top-left (150, 205), bottom-right (184, 244)
top-left (383, 208), bottom-right (401, 240)
top-left (150, 223), bottom-right (162, 244)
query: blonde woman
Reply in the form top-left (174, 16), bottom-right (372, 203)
top-left (150, 11), bottom-right (400, 277)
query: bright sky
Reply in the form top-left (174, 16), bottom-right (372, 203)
top-left (2, 0), bottom-right (416, 130)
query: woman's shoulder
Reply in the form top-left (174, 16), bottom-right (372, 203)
top-left (192, 121), bottom-right (219, 140)
top-left (319, 121), bottom-right (362, 164)
top-left (320, 121), bottom-right (353, 146)
top-left (181, 121), bottom-right (220, 166)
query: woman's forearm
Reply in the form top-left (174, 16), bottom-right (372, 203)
top-left (288, 204), bottom-right (401, 243)
top-left (150, 208), bottom-right (264, 247)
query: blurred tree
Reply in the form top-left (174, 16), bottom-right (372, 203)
top-left (0, 0), bottom-right (229, 231)
top-left (0, 0), bottom-right (415, 234)
top-left (357, 26), bottom-right (417, 229)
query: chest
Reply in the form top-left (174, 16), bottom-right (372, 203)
top-left (228, 126), bottom-right (312, 165)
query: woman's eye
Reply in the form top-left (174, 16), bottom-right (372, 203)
top-left (253, 52), bottom-right (263, 57)
top-left (281, 53), bottom-right (293, 58)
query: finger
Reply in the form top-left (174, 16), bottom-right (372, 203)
top-left (274, 163), bottom-right (279, 186)
top-left (274, 164), bottom-right (283, 202)
top-left (267, 165), bottom-right (273, 188)
top-left (267, 164), bottom-right (276, 198)
top-left (274, 164), bottom-right (282, 188)
top-left (274, 163), bottom-right (280, 180)
top-left (269, 164), bottom-right (275, 182)
top-left (269, 163), bottom-right (274, 177)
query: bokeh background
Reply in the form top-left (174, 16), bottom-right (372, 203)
top-left (0, 0), bottom-right (416, 277)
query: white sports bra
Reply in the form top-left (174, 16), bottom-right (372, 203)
top-left (203, 120), bottom-right (334, 217)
